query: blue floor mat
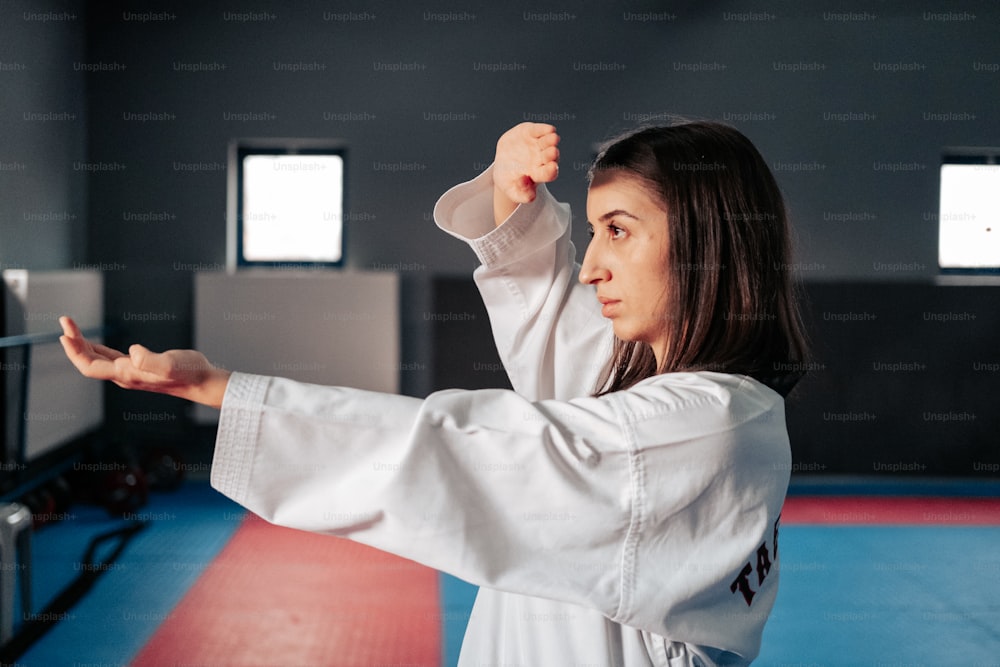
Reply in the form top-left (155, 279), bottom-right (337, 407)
top-left (756, 525), bottom-right (1000, 665)
top-left (14, 483), bottom-right (1000, 666)
top-left (16, 481), bottom-right (244, 666)
top-left (440, 573), bottom-right (478, 667)
top-left (438, 525), bottom-right (1000, 666)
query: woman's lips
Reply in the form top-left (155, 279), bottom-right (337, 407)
top-left (598, 297), bottom-right (620, 318)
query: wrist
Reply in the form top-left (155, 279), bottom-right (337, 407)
top-left (192, 368), bottom-right (232, 409)
top-left (493, 184), bottom-right (518, 227)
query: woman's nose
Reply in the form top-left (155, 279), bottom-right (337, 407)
top-left (578, 241), bottom-right (610, 285)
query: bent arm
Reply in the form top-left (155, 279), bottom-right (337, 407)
top-left (435, 168), bottom-right (612, 401)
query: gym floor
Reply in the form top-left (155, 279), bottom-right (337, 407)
top-left (11, 477), bottom-right (1000, 666)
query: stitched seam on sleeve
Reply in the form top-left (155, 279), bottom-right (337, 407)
top-left (613, 393), bottom-right (645, 623)
top-left (470, 213), bottom-right (529, 267)
top-left (211, 372), bottom-right (269, 502)
top-left (470, 185), bottom-right (564, 268)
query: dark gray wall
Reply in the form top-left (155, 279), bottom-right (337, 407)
top-left (54, 1), bottom-right (1000, 439)
top-left (431, 277), bottom-right (1000, 477)
top-left (0, 1), bottom-right (88, 271)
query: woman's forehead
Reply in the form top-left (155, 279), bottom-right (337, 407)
top-left (586, 171), bottom-right (665, 216)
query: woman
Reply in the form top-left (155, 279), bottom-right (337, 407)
top-left (61, 121), bottom-right (807, 666)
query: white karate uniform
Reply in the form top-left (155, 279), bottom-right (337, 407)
top-left (210, 167), bottom-right (790, 666)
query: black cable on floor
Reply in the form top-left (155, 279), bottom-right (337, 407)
top-left (0, 520), bottom-right (148, 665)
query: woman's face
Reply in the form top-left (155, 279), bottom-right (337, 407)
top-left (580, 171), bottom-right (671, 365)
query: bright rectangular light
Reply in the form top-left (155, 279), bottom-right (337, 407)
top-left (938, 161), bottom-right (1000, 269)
top-left (241, 153), bottom-right (344, 264)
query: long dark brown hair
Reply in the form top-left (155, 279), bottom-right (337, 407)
top-left (589, 121), bottom-right (809, 397)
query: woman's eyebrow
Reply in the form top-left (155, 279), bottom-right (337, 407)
top-left (598, 209), bottom-right (640, 222)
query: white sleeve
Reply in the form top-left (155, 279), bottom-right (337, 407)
top-left (433, 166), bottom-right (613, 401)
top-left (211, 370), bottom-right (789, 658)
top-left (212, 371), bottom-right (630, 619)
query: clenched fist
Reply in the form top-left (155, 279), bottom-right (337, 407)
top-left (493, 122), bottom-right (560, 226)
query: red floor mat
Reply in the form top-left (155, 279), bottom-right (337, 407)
top-left (130, 514), bottom-right (441, 667)
top-left (782, 495), bottom-right (1000, 524)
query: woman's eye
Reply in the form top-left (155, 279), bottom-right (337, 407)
top-left (586, 222), bottom-right (625, 239)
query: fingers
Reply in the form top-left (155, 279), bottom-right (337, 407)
top-left (60, 316), bottom-right (125, 359)
top-left (528, 126), bottom-right (559, 183)
top-left (509, 175), bottom-right (538, 204)
top-left (59, 315), bottom-right (80, 339)
top-left (540, 143), bottom-right (560, 160)
top-left (525, 122), bottom-right (557, 139)
top-left (499, 123), bottom-right (560, 157)
top-left (59, 334), bottom-right (89, 373)
top-left (533, 161), bottom-right (559, 184)
top-left (530, 143), bottom-right (560, 183)
top-left (492, 122), bottom-right (560, 223)
top-left (60, 314), bottom-right (131, 380)
top-left (533, 126), bottom-right (560, 148)
top-left (517, 123), bottom-right (560, 157)
top-left (497, 124), bottom-right (559, 178)
top-left (61, 336), bottom-right (118, 380)
top-left (129, 344), bottom-right (176, 379)
top-left (528, 122), bottom-right (555, 135)
top-left (91, 342), bottom-right (127, 360)
top-left (59, 326), bottom-right (97, 373)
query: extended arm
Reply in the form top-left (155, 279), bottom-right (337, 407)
top-left (210, 369), bottom-right (788, 658)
